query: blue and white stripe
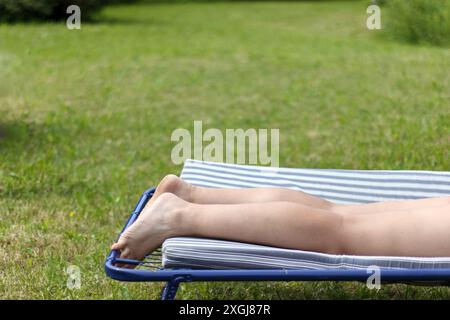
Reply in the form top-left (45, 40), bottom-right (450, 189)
top-left (162, 159), bottom-right (450, 270)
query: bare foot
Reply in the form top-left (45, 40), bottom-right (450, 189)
top-left (155, 174), bottom-right (193, 200)
top-left (141, 174), bottom-right (193, 215)
top-left (111, 193), bottom-right (188, 263)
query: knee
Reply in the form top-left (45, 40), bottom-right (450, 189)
top-left (334, 213), bottom-right (365, 255)
top-left (327, 213), bottom-right (352, 255)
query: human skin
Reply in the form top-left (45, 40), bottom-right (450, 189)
top-left (111, 175), bottom-right (450, 262)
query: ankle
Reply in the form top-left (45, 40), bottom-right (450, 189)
top-left (186, 183), bottom-right (198, 203)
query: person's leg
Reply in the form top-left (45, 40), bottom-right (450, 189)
top-left (152, 174), bottom-right (334, 210)
top-left (112, 192), bottom-right (450, 261)
top-left (112, 193), bottom-right (345, 261)
top-left (341, 203), bottom-right (450, 256)
top-left (334, 196), bottom-right (450, 215)
top-left (151, 175), bottom-right (450, 214)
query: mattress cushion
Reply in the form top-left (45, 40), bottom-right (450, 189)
top-left (162, 159), bottom-right (450, 270)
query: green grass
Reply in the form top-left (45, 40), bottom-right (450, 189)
top-left (0, 1), bottom-right (449, 299)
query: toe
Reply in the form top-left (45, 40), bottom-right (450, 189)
top-left (120, 247), bottom-right (131, 259)
top-left (111, 242), bottom-right (122, 250)
top-left (120, 249), bottom-right (139, 269)
top-left (111, 234), bottom-right (130, 251)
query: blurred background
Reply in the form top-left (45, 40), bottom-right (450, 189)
top-left (0, 0), bottom-right (449, 299)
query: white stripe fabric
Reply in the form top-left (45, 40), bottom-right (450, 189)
top-left (162, 159), bottom-right (450, 270)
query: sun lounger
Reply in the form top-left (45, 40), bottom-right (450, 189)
top-left (105, 159), bottom-right (450, 299)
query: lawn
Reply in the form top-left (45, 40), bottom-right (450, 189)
top-left (0, 0), bottom-right (449, 299)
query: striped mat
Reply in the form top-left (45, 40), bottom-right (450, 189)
top-left (162, 159), bottom-right (450, 270)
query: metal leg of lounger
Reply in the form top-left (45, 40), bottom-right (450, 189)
top-left (161, 277), bottom-right (184, 300)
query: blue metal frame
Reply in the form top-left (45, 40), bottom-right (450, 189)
top-left (105, 188), bottom-right (450, 300)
